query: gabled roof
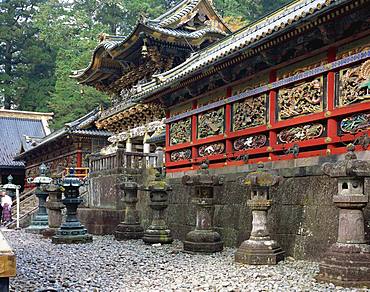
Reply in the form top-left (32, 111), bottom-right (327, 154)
top-left (129, 0), bottom-right (351, 101)
top-left (71, 0), bottom-right (230, 85)
top-left (15, 108), bottom-right (111, 161)
top-left (0, 110), bottom-right (51, 168)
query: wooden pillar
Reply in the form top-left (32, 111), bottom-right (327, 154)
top-left (327, 47), bottom-right (337, 151)
top-left (165, 110), bottom-right (171, 165)
top-left (225, 87), bottom-right (233, 157)
top-left (268, 70), bottom-right (278, 160)
top-left (191, 100), bottom-right (198, 168)
top-left (76, 150), bottom-right (82, 168)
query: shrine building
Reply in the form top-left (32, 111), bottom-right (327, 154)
top-left (15, 108), bottom-right (111, 188)
top-left (70, 0), bottom-right (370, 257)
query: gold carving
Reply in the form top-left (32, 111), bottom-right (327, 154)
top-left (339, 60), bottom-right (370, 106)
top-left (233, 95), bottom-right (266, 131)
top-left (278, 77), bottom-right (323, 120)
top-left (170, 118), bottom-right (192, 146)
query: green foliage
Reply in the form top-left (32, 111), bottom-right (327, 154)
top-left (0, 0), bottom-right (55, 110)
top-left (1, 0), bottom-right (292, 129)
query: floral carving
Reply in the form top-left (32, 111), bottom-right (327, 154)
top-left (198, 142), bottom-right (225, 157)
top-left (278, 123), bottom-right (324, 143)
top-left (198, 108), bottom-right (224, 139)
top-left (170, 118), bottom-right (191, 145)
top-left (340, 113), bottom-right (370, 134)
top-left (278, 78), bottom-right (323, 120)
top-left (339, 60), bottom-right (370, 106)
top-left (170, 149), bottom-right (192, 162)
top-left (233, 135), bottom-right (267, 151)
top-left (233, 95), bottom-right (266, 131)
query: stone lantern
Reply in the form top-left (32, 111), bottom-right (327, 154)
top-left (143, 170), bottom-right (173, 244)
top-left (26, 163), bottom-right (52, 234)
top-left (316, 144), bottom-right (370, 288)
top-left (52, 169), bottom-right (92, 244)
top-left (235, 163), bottom-right (285, 265)
top-left (42, 181), bottom-right (64, 238)
top-left (3, 175), bottom-right (16, 200)
top-left (182, 160), bottom-right (224, 253)
top-left (114, 174), bottom-right (144, 240)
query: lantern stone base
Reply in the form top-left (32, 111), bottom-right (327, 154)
top-left (143, 227), bottom-right (173, 244)
top-left (41, 228), bottom-right (58, 238)
top-left (235, 239), bottom-right (285, 265)
top-left (52, 227), bottom-right (93, 244)
top-left (25, 214), bottom-right (49, 234)
top-left (316, 243), bottom-right (370, 288)
top-left (183, 230), bottom-right (223, 253)
top-left (114, 224), bottom-right (144, 240)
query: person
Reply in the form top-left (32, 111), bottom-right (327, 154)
top-left (0, 190), bottom-right (3, 224)
top-left (1, 191), bottom-right (12, 224)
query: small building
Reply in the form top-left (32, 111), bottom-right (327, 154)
top-left (0, 109), bottom-right (53, 189)
top-left (15, 108), bottom-right (111, 186)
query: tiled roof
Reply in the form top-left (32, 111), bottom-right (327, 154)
top-left (0, 117), bottom-right (46, 168)
top-left (130, 0), bottom-right (347, 101)
top-left (15, 108), bottom-right (111, 160)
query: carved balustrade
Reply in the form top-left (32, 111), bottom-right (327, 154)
top-left (165, 50), bottom-right (370, 172)
top-left (89, 150), bottom-right (160, 173)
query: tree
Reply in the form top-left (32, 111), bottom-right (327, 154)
top-left (0, 0), bottom-right (55, 110)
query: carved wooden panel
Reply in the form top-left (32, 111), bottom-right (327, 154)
top-left (338, 60), bottom-right (370, 107)
top-left (340, 112), bottom-right (370, 134)
top-left (232, 94), bottom-right (266, 131)
top-left (170, 118), bottom-right (192, 146)
top-left (197, 108), bottom-right (224, 139)
top-left (233, 134), bottom-right (267, 151)
top-left (170, 149), bottom-right (192, 162)
top-left (278, 123), bottom-right (325, 143)
top-left (278, 77), bottom-right (324, 120)
top-left (198, 142), bottom-right (225, 157)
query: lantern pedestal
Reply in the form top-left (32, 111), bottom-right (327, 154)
top-left (183, 197), bottom-right (223, 253)
top-left (25, 191), bottom-right (49, 234)
top-left (42, 185), bottom-right (64, 238)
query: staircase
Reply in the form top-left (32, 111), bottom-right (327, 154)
top-left (7, 188), bottom-right (38, 229)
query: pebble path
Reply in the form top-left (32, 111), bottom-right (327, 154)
top-left (3, 230), bottom-right (368, 292)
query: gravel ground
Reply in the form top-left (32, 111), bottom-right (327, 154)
top-left (3, 229), bottom-right (368, 292)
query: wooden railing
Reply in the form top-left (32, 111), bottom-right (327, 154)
top-left (89, 150), bottom-right (160, 173)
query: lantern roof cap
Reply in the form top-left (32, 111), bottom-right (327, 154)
top-left (322, 144), bottom-right (370, 178)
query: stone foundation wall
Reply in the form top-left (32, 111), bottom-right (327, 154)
top-left (80, 152), bottom-right (370, 260)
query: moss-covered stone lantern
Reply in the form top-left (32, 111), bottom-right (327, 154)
top-left (26, 163), bottom-right (52, 234)
top-left (182, 160), bottom-right (224, 253)
top-left (42, 181), bottom-right (64, 238)
top-left (114, 174), bottom-right (144, 240)
top-left (235, 163), bottom-right (285, 265)
top-left (143, 170), bottom-right (173, 244)
top-left (316, 144), bottom-right (370, 288)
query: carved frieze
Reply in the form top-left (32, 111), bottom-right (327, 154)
top-left (233, 135), bottom-right (267, 151)
top-left (338, 60), bottom-right (370, 106)
top-left (278, 77), bottom-right (323, 120)
top-left (340, 113), bottom-right (370, 134)
top-left (232, 95), bottom-right (266, 131)
top-left (170, 118), bottom-right (192, 146)
top-left (170, 149), bottom-right (192, 162)
top-left (197, 108), bottom-right (224, 139)
top-left (198, 142), bottom-right (225, 157)
top-left (278, 123), bottom-right (324, 143)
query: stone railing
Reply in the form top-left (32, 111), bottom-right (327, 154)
top-left (89, 150), bottom-right (160, 173)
